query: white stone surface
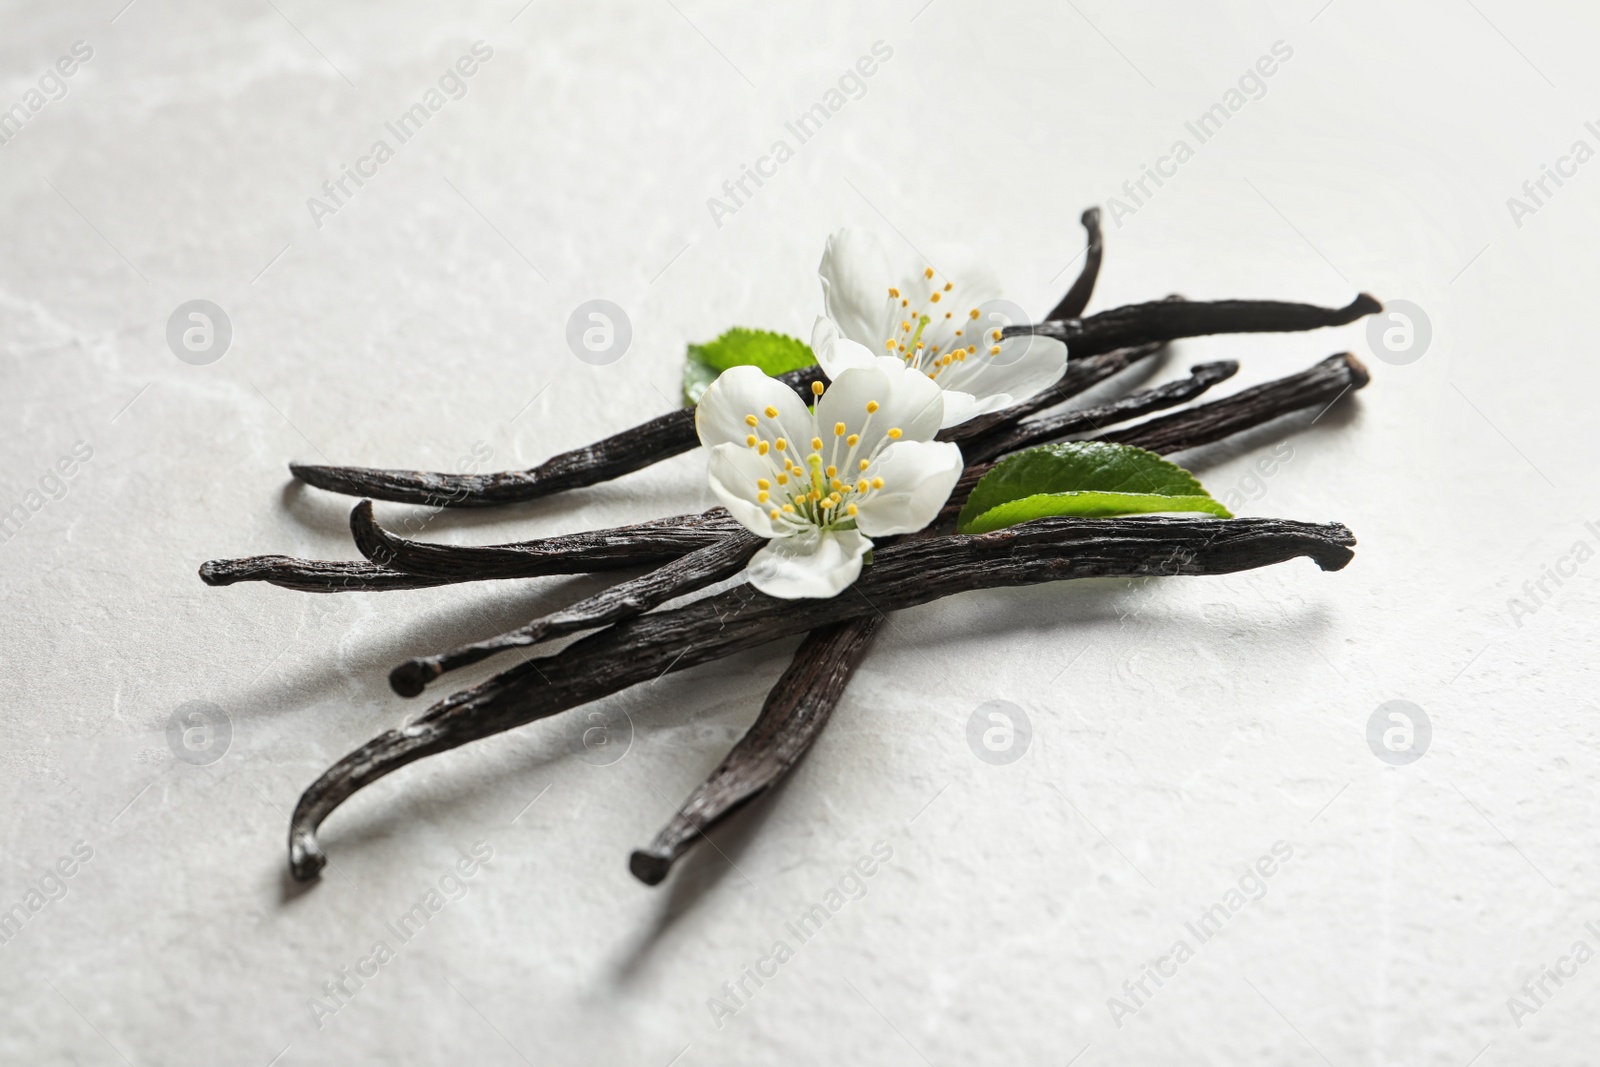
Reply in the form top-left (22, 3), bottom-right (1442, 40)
top-left (2, 1), bottom-right (1597, 1063)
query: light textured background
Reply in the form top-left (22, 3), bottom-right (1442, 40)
top-left (2, 1), bottom-right (1597, 1064)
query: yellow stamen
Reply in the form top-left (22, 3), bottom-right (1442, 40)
top-left (811, 437), bottom-right (823, 451)
top-left (757, 491), bottom-right (769, 503)
top-left (872, 477), bottom-right (884, 489)
top-left (929, 291), bottom-right (941, 303)
top-left (826, 465), bottom-right (837, 478)
top-left (764, 405), bottom-right (778, 418)
top-left (758, 441), bottom-right (770, 455)
top-left (856, 479), bottom-right (868, 492)
top-left (943, 282), bottom-right (953, 291)
top-left (811, 381), bottom-right (824, 397)
top-left (969, 308), bottom-right (980, 320)
top-left (745, 434), bottom-right (757, 446)
top-left (834, 423), bottom-right (846, 436)
top-left (924, 267), bottom-right (934, 279)
top-left (859, 459), bottom-right (870, 471)
top-left (757, 478), bottom-right (770, 490)
top-left (744, 414), bottom-right (758, 426)
top-left (887, 428), bottom-right (902, 439)
top-left (888, 287), bottom-right (900, 298)
top-left (866, 401), bottom-right (879, 414)
top-left (775, 438), bottom-right (787, 451)
top-left (846, 434), bottom-right (859, 446)
top-left (846, 503), bottom-right (858, 516)
top-left (989, 345), bottom-right (1001, 356)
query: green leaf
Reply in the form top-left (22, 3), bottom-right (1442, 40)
top-left (957, 441), bottom-right (1231, 533)
top-left (961, 491), bottom-right (1230, 535)
top-left (683, 328), bottom-right (816, 406)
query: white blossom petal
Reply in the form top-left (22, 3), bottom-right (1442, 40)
top-left (705, 444), bottom-right (780, 537)
top-left (934, 334), bottom-right (1067, 425)
top-left (696, 364), bottom-right (813, 451)
top-left (818, 230), bottom-right (893, 348)
top-left (747, 527), bottom-right (873, 599)
top-left (811, 315), bottom-right (877, 379)
top-left (852, 440), bottom-right (964, 537)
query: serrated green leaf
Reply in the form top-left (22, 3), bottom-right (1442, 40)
top-left (682, 328), bottom-right (816, 406)
top-left (962, 491), bottom-right (1231, 535)
top-left (957, 441), bottom-right (1229, 533)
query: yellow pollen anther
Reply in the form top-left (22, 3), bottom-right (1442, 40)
top-left (990, 345), bottom-right (1001, 356)
top-left (945, 311), bottom-right (953, 319)
top-left (884, 338), bottom-right (897, 350)
top-left (872, 477), bottom-right (885, 489)
top-left (847, 503), bottom-right (858, 516)
top-left (769, 508), bottom-right (780, 520)
top-left (834, 423), bottom-right (846, 436)
top-left (811, 437), bottom-right (823, 451)
top-left (901, 298), bottom-right (908, 307)
top-left (846, 434), bottom-right (859, 446)
top-left (758, 441), bottom-right (769, 455)
top-left (782, 504), bottom-right (795, 513)
top-left (969, 308), bottom-right (980, 320)
top-left (967, 345), bottom-right (976, 354)
top-left (992, 328), bottom-right (1002, 341)
top-left (745, 414), bottom-right (759, 426)
top-left (887, 428), bottom-right (902, 439)
top-left (826, 465), bottom-right (837, 478)
top-left (757, 491), bottom-right (769, 503)
top-left (859, 459), bottom-right (870, 471)
top-left (930, 291), bottom-right (941, 303)
top-left (775, 438), bottom-right (787, 450)
top-left (764, 405), bottom-right (778, 418)
top-left (924, 267), bottom-right (935, 279)
top-left (811, 381), bottom-right (824, 397)
top-left (745, 434), bottom-right (757, 446)
top-left (757, 478), bottom-right (770, 490)
top-left (856, 479), bottom-right (869, 492)
top-left (866, 401), bottom-right (879, 413)
top-left (900, 320), bottom-right (911, 332)
top-left (888, 287), bottom-right (900, 298)
top-left (944, 282), bottom-right (953, 292)
top-left (777, 473), bottom-right (788, 485)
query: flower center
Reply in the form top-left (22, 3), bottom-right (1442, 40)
top-left (879, 267), bottom-right (1001, 383)
top-left (741, 383), bottom-right (894, 534)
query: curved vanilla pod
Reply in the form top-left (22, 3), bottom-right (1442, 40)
top-left (1044, 206), bottom-right (1104, 322)
top-left (288, 515), bottom-right (1357, 881)
top-left (348, 500), bottom-right (744, 581)
top-left (628, 615), bottom-right (883, 885)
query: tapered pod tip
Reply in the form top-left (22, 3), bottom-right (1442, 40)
top-left (198, 560), bottom-right (230, 586)
top-left (1348, 293), bottom-right (1382, 317)
top-left (629, 849), bottom-right (672, 886)
top-left (1341, 351), bottom-right (1371, 389)
top-left (389, 659), bottom-right (438, 698)
top-left (289, 828), bottom-right (327, 882)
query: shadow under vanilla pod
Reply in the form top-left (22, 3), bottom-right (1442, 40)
top-left (200, 209), bottom-right (1381, 886)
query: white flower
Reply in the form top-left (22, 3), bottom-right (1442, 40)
top-left (814, 228), bottom-right (1069, 427)
top-left (696, 356), bottom-right (964, 599)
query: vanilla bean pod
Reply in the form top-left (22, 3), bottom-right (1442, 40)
top-left (628, 614), bottom-right (883, 885)
top-left (387, 530), bottom-right (763, 697)
top-left (1043, 207), bottom-right (1103, 322)
top-left (942, 351), bottom-right (1369, 523)
top-left (198, 556), bottom-right (456, 592)
top-left (961, 359), bottom-right (1238, 465)
top-left (288, 515), bottom-right (1356, 880)
top-left (1008, 293), bottom-right (1381, 355)
top-left (289, 366), bottom-right (826, 509)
